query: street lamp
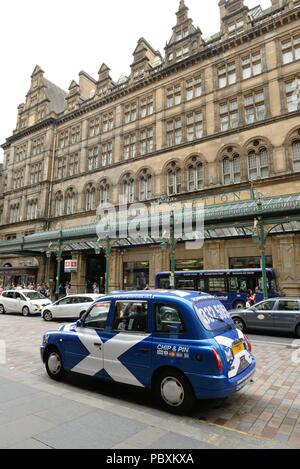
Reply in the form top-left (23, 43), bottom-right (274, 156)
top-left (95, 235), bottom-right (111, 294)
top-left (252, 195), bottom-right (268, 300)
top-left (161, 209), bottom-right (177, 289)
top-left (47, 231), bottom-right (63, 299)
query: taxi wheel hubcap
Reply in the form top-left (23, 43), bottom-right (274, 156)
top-left (0, 306), bottom-right (4, 314)
top-left (48, 353), bottom-right (62, 375)
top-left (23, 307), bottom-right (29, 316)
top-left (161, 377), bottom-right (185, 407)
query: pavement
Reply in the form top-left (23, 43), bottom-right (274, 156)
top-left (0, 314), bottom-right (299, 449)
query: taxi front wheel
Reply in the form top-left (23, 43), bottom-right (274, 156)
top-left (154, 369), bottom-right (196, 414)
top-left (45, 348), bottom-right (67, 382)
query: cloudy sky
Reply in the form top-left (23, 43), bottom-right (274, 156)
top-left (0, 0), bottom-right (271, 161)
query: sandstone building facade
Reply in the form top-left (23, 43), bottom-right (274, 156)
top-left (1, 0), bottom-right (300, 294)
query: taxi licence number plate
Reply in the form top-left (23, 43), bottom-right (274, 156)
top-left (232, 342), bottom-right (245, 356)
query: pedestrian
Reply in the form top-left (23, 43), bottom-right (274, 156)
top-left (246, 289), bottom-right (256, 308)
top-left (92, 282), bottom-right (99, 294)
top-left (66, 282), bottom-right (71, 296)
top-left (58, 283), bottom-right (66, 298)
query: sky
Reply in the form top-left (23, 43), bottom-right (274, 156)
top-left (0, 0), bottom-right (271, 162)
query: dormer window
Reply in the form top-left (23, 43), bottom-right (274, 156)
top-left (176, 27), bottom-right (189, 42)
top-left (228, 20), bottom-right (244, 37)
top-left (175, 46), bottom-right (189, 61)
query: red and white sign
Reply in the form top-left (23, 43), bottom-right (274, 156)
top-left (64, 260), bottom-right (78, 273)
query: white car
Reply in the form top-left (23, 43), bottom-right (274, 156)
top-left (0, 290), bottom-right (52, 316)
top-left (41, 294), bottom-right (101, 321)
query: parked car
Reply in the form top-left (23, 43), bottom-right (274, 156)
top-left (40, 290), bottom-right (256, 414)
top-left (0, 290), bottom-right (52, 316)
top-left (230, 298), bottom-right (300, 337)
top-left (41, 294), bottom-right (101, 321)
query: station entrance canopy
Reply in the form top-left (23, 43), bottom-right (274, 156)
top-left (0, 193), bottom-right (300, 256)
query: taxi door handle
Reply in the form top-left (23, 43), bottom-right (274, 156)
top-left (94, 343), bottom-right (102, 349)
top-left (139, 348), bottom-right (149, 354)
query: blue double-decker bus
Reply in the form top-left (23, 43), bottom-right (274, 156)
top-left (155, 269), bottom-right (279, 310)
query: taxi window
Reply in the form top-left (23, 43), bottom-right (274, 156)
top-left (84, 303), bottom-right (111, 329)
top-left (155, 303), bottom-right (185, 334)
top-left (194, 298), bottom-right (234, 332)
top-left (113, 301), bottom-right (148, 333)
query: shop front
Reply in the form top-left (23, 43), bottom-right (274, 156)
top-left (0, 267), bottom-right (38, 287)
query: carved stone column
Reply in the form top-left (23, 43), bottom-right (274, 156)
top-left (204, 240), bottom-right (226, 270)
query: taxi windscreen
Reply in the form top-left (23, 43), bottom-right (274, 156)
top-left (193, 298), bottom-right (234, 332)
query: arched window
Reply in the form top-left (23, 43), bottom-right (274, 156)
top-left (54, 192), bottom-right (64, 217)
top-left (222, 153), bottom-right (241, 185)
top-left (248, 148), bottom-right (269, 180)
top-left (167, 163), bottom-right (182, 195)
top-left (292, 141), bottom-right (300, 171)
top-left (139, 171), bottom-right (152, 201)
top-left (99, 180), bottom-right (110, 208)
top-left (66, 189), bottom-right (77, 215)
top-left (187, 158), bottom-right (204, 192)
top-left (85, 184), bottom-right (96, 211)
top-left (122, 174), bottom-right (135, 204)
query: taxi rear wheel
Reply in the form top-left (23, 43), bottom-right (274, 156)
top-left (154, 369), bottom-right (196, 414)
top-left (45, 348), bottom-right (66, 381)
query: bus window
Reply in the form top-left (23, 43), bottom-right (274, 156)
top-left (228, 277), bottom-right (247, 293)
top-left (197, 278), bottom-right (206, 292)
top-left (208, 277), bottom-right (226, 293)
top-left (158, 278), bottom-right (170, 289)
top-left (228, 277), bottom-right (238, 292)
top-left (176, 279), bottom-right (196, 291)
top-left (239, 279), bottom-right (247, 292)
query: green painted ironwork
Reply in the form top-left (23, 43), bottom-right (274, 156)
top-left (0, 193), bottom-right (300, 256)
